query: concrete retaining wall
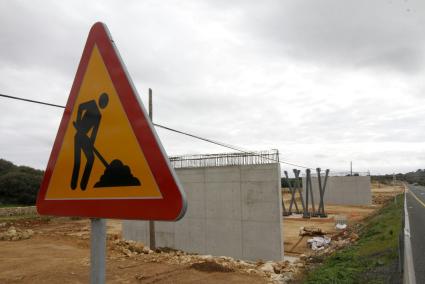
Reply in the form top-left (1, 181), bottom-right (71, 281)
top-left (0, 206), bottom-right (37, 217)
top-left (123, 163), bottom-right (283, 261)
top-left (302, 176), bottom-right (372, 206)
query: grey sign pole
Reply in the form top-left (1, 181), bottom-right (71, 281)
top-left (90, 218), bottom-right (106, 284)
top-left (148, 88), bottom-right (156, 250)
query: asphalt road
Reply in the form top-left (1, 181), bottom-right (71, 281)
top-left (407, 184), bottom-right (425, 283)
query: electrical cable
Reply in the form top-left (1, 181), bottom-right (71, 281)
top-left (0, 93), bottom-right (66, 109)
top-left (0, 93), bottom-right (312, 169)
top-left (154, 123), bottom-right (310, 168)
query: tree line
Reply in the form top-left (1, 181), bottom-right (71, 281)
top-left (396, 169), bottom-right (425, 186)
top-left (0, 159), bottom-right (43, 206)
top-left (1, 156), bottom-right (424, 206)
top-left (372, 169), bottom-right (425, 186)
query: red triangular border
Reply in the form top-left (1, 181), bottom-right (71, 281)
top-left (36, 22), bottom-right (186, 220)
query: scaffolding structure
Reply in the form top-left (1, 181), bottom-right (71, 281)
top-left (301, 171), bottom-right (370, 177)
top-left (169, 149), bottom-right (279, 169)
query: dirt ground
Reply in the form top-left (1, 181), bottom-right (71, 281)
top-left (370, 182), bottom-right (404, 204)
top-left (0, 182), bottom-right (403, 283)
top-left (282, 182), bottom-right (404, 256)
top-left (0, 218), bottom-right (268, 284)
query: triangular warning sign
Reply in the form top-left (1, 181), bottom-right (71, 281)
top-left (36, 22), bottom-right (186, 220)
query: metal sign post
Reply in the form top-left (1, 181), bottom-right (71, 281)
top-left (148, 88), bottom-right (156, 250)
top-left (90, 218), bottom-right (106, 284)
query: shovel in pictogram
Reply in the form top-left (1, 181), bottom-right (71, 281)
top-left (73, 122), bottom-right (141, 188)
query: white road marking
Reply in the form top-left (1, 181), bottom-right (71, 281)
top-left (405, 186), bottom-right (417, 284)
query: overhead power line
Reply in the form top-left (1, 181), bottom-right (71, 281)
top-left (0, 93), bottom-right (311, 169)
top-left (154, 123), bottom-right (310, 169)
top-left (0, 93), bottom-right (65, 109)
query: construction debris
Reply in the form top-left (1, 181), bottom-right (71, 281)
top-left (0, 226), bottom-right (34, 241)
top-left (336, 223), bottom-right (347, 230)
top-left (299, 226), bottom-right (327, 236)
top-left (259, 261), bottom-right (275, 273)
top-left (111, 239), bottom-right (307, 283)
top-left (307, 236), bottom-right (331, 250)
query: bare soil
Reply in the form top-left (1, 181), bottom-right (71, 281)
top-left (371, 182), bottom-right (404, 204)
top-left (0, 183), bottom-right (403, 283)
top-left (0, 218), bottom-right (267, 284)
top-left (282, 183), bottom-right (403, 256)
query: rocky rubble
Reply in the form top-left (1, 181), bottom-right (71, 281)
top-left (301, 226), bottom-right (360, 262)
top-left (111, 239), bottom-right (306, 283)
top-left (0, 226), bottom-right (34, 241)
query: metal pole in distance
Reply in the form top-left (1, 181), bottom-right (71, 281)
top-left (319, 169), bottom-right (329, 217)
top-left (303, 169), bottom-right (310, 219)
top-left (148, 88), bottom-right (156, 251)
top-left (294, 169), bottom-right (305, 212)
top-left (91, 218), bottom-right (106, 284)
top-left (282, 171), bottom-right (290, 216)
top-left (314, 168), bottom-right (323, 217)
top-left (281, 178), bottom-right (288, 216)
top-left (285, 171), bottom-right (296, 214)
top-left (309, 169), bottom-right (317, 217)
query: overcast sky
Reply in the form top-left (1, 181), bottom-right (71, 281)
top-left (0, 0), bottom-right (424, 175)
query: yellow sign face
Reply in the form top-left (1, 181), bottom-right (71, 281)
top-left (46, 45), bottom-right (162, 200)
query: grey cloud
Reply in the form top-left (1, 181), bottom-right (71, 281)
top-left (208, 0), bottom-right (425, 74)
top-left (0, 0), bottom-right (424, 174)
top-left (0, 1), bottom-right (87, 75)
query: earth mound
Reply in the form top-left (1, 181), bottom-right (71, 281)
top-left (94, 159), bottom-right (140, 188)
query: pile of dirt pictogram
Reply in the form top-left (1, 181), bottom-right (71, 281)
top-left (94, 159), bottom-right (140, 188)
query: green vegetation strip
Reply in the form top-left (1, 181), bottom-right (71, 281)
top-left (0, 204), bottom-right (25, 208)
top-left (305, 194), bottom-right (403, 284)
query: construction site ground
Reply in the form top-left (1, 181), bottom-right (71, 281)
top-left (0, 182), bottom-right (403, 283)
top-left (282, 182), bottom-right (404, 256)
top-left (0, 217), bottom-right (272, 284)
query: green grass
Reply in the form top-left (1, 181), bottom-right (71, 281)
top-left (304, 194), bottom-right (403, 284)
top-left (0, 204), bottom-right (29, 208)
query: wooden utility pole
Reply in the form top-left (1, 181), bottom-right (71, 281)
top-left (149, 88), bottom-right (153, 121)
top-left (148, 88), bottom-right (156, 250)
